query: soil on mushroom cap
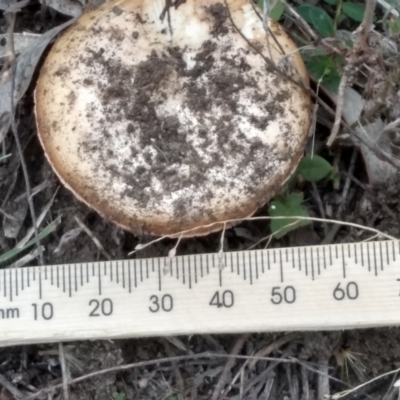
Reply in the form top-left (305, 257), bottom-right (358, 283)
top-left (68, 2), bottom-right (301, 225)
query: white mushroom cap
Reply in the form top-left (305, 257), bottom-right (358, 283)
top-left (35, 0), bottom-right (311, 237)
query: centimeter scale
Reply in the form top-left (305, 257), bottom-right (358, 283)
top-left (0, 240), bottom-right (400, 346)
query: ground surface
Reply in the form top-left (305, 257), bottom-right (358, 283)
top-left (1, 0), bottom-right (400, 399)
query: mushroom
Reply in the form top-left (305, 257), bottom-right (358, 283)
top-left (35, 0), bottom-right (311, 237)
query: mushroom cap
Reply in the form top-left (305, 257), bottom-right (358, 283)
top-left (35, 0), bottom-right (311, 237)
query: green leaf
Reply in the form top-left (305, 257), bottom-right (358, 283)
top-left (257, 0), bottom-right (285, 20)
top-left (0, 218), bottom-right (61, 265)
top-left (0, 154), bottom-right (11, 163)
top-left (304, 53), bottom-right (343, 93)
top-left (297, 155), bottom-right (333, 182)
top-left (269, 2), bottom-right (285, 21)
top-left (323, 0), bottom-right (337, 4)
top-left (342, 2), bottom-right (365, 22)
top-left (389, 16), bottom-right (400, 33)
top-left (296, 5), bottom-right (335, 37)
top-left (269, 193), bottom-right (310, 239)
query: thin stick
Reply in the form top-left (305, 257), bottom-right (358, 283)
top-left (0, 372), bottom-right (26, 400)
top-left (74, 216), bottom-right (111, 260)
top-left (59, 343), bottom-right (70, 400)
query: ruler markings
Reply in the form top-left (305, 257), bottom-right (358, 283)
top-left (158, 258), bottom-right (161, 291)
top-left (182, 257), bottom-right (185, 285)
top-left (152, 258), bottom-right (155, 273)
top-left (194, 256), bottom-right (198, 284)
top-left (62, 266), bottom-right (66, 293)
top-left (249, 252), bottom-right (253, 285)
top-left (122, 261), bottom-right (126, 289)
top-left (373, 243), bottom-right (377, 276)
top-left (255, 252), bottom-right (259, 280)
top-left (68, 265), bottom-right (72, 297)
top-left (298, 248), bottom-right (301, 271)
top-left (97, 265), bottom-right (101, 296)
top-left (0, 241), bottom-right (400, 346)
top-left (242, 251), bottom-right (246, 281)
top-left (291, 248), bottom-right (295, 269)
top-left (361, 243), bottom-right (364, 267)
top-left (354, 243), bottom-right (358, 264)
top-left (261, 251), bottom-right (265, 274)
top-left (304, 248), bottom-right (308, 276)
top-left (134, 262), bottom-right (137, 288)
top-left (188, 256), bottom-right (192, 289)
top-left (9, 270), bottom-right (12, 302)
top-left (15, 269), bottom-right (18, 298)
top-left (128, 262), bottom-right (132, 293)
top-left (311, 248), bottom-right (315, 280)
top-left (342, 246), bottom-right (346, 279)
top-left (39, 270), bottom-right (42, 299)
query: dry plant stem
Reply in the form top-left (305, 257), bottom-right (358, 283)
top-left (74, 216), bottom-right (111, 260)
top-left (327, 69), bottom-right (350, 147)
top-left (301, 366), bottom-right (310, 400)
top-left (212, 333), bottom-right (251, 400)
top-left (130, 215), bottom-right (398, 254)
top-left (0, 207), bottom-right (18, 221)
top-left (249, 332), bottom-right (300, 369)
top-left (4, 10), bottom-right (44, 265)
top-left (0, 372), bottom-right (26, 400)
top-left (327, 0), bottom-right (377, 147)
top-left (161, 339), bottom-right (185, 400)
top-left (318, 357), bottom-right (330, 400)
top-left (331, 366), bottom-right (400, 399)
top-left (322, 148), bottom-right (358, 244)
top-left (356, 0), bottom-right (377, 49)
top-left (25, 353), bottom-right (297, 400)
top-left (311, 182), bottom-right (328, 236)
top-left (59, 343), bottom-right (70, 400)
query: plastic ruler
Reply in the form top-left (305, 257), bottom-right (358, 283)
top-left (0, 240), bottom-right (400, 346)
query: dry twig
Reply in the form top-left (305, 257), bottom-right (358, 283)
top-left (59, 343), bottom-right (70, 400)
top-left (212, 333), bottom-right (250, 400)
